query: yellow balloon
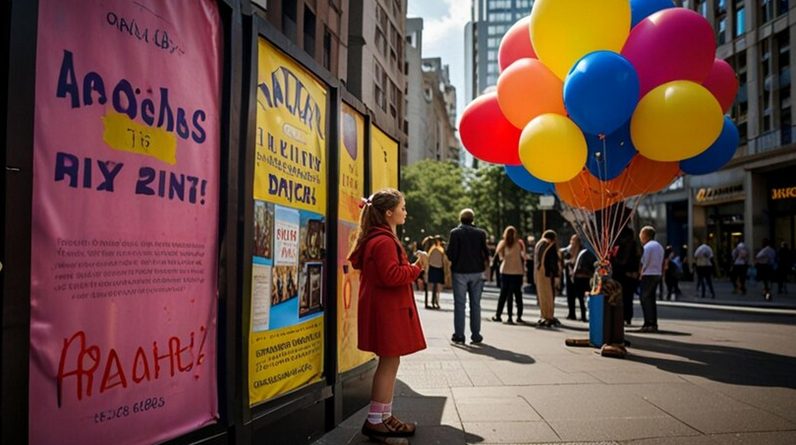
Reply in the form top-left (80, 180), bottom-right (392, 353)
top-left (630, 81), bottom-right (723, 162)
top-left (530, 0), bottom-right (631, 80)
top-left (519, 114), bottom-right (587, 183)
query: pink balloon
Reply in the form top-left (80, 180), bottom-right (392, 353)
top-left (460, 92), bottom-right (522, 165)
top-left (702, 58), bottom-right (739, 113)
top-left (498, 16), bottom-right (537, 72)
top-left (622, 8), bottom-right (715, 97)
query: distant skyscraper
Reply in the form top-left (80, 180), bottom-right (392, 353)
top-left (465, 0), bottom-right (534, 104)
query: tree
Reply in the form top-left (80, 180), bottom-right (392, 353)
top-left (401, 160), bottom-right (467, 246)
top-left (465, 164), bottom-right (538, 239)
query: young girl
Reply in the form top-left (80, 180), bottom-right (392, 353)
top-left (348, 188), bottom-right (428, 438)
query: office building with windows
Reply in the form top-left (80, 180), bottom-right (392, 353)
top-left (464, 0), bottom-right (534, 103)
top-left (641, 0), bottom-right (796, 277)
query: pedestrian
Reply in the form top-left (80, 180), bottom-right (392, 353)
top-left (347, 188), bottom-right (428, 439)
top-left (694, 239), bottom-right (716, 299)
top-left (563, 234), bottom-right (582, 321)
top-left (663, 245), bottom-right (682, 300)
top-left (535, 230), bottom-right (561, 327)
top-left (491, 226), bottom-right (526, 324)
top-left (420, 235), bottom-right (434, 307)
top-left (488, 235), bottom-right (502, 288)
top-left (525, 235), bottom-right (536, 293)
top-left (639, 226), bottom-right (664, 333)
top-left (755, 238), bottom-right (776, 301)
top-left (447, 208), bottom-right (490, 344)
top-left (426, 236), bottom-right (446, 309)
top-left (731, 241), bottom-right (750, 294)
top-left (571, 236), bottom-right (595, 322)
top-left (609, 226), bottom-right (641, 326)
top-left (776, 242), bottom-right (793, 294)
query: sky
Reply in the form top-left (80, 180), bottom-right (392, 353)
top-left (407, 0), bottom-right (471, 123)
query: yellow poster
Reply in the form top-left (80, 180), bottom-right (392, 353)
top-left (370, 125), bottom-right (399, 193)
top-left (339, 102), bottom-right (365, 224)
top-left (248, 317), bottom-right (324, 404)
top-left (249, 38), bottom-right (327, 405)
top-left (255, 38), bottom-right (327, 214)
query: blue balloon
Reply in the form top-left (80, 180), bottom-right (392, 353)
top-left (680, 116), bottom-right (740, 175)
top-left (564, 51), bottom-right (640, 136)
top-left (584, 122), bottom-right (637, 180)
top-left (631, 0), bottom-right (676, 28)
top-left (505, 165), bottom-right (555, 194)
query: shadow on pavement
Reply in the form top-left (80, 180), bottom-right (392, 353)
top-left (451, 342), bottom-right (535, 364)
top-left (337, 380), bottom-right (485, 445)
top-left (628, 336), bottom-right (796, 389)
top-left (626, 329), bottom-right (692, 336)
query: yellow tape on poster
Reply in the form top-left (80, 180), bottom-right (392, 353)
top-left (255, 38), bottom-right (327, 214)
top-left (249, 317), bottom-right (324, 403)
top-left (339, 103), bottom-right (365, 224)
top-left (370, 125), bottom-right (399, 193)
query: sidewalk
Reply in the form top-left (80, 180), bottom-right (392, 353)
top-left (483, 278), bottom-right (796, 311)
top-left (312, 289), bottom-right (796, 445)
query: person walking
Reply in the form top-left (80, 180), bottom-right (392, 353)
top-left (663, 245), bottom-right (682, 300)
top-left (447, 209), bottom-right (490, 344)
top-left (525, 235), bottom-right (536, 294)
top-left (535, 230), bottom-right (560, 327)
top-left (426, 236), bottom-right (446, 309)
top-left (347, 188), bottom-right (428, 439)
top-left (571, 236), bottom-right (595, 322)
top-left (419, 236), bottom-right (434, 306)
top-left (488, 235), bottom-right (502, 289)
top-left (694, 239), bottom-right (716, 299)
top-left (563, 234), bottom-right (582, 321)
top-left (756, 238), bottom-right (777, 301)
top-left (491, 226), bottom-right (526, 324)
top-left (639, 226), bottom-right (664, 333)
top-left (731, 242), bottom-right (750, 294)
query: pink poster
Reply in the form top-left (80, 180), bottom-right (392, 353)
top-left (29, 1), bottom-right (221, 444)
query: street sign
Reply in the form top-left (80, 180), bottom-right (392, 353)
top-left (538, 195), bottom-right (555, 210)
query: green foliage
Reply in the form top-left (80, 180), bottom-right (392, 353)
top-left (401, 160), bottom-right (540, 245)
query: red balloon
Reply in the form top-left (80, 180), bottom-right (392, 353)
top-left (702, 58), bottom-right (739, 113)
top-left (498, 16), bottom-right (537, 72)
top-left (622, 8), bottom-right (715, 98)
top-left (460, 92), bottom-right (522, 165)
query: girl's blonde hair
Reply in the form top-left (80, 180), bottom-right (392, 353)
top-left (351, 188), bottom-right (404, 253)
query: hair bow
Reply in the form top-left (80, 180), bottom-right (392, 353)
top-left (357, 197), bottom-right (372, 209)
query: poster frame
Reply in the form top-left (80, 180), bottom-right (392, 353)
top-left (1, 1), bottom-right (240, 444)
top-left (241, 14), bottom-right (338, 430)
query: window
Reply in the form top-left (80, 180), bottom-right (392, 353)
top-left (487, 50), bottom-right (497, 61)
top-left (282, 0), bottom-right (297, 41)
top-left (761, 0), bottom-right (774, 24)
top-left (735, 4), bottom-right (746, 37)
top-left (375, 28), bottom-right (387, 57)
top-left (696, 0), bottom-right (707, 16)
top-left (323, 28), bottom-right (331, 70)
top-left (303, 6), bottom-right (316, 57)
top-left (779, 0), bottom-right (790, 15)
top-left (717, 17), bottom-right (727, 44)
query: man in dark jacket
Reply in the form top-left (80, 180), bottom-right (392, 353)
top-left (447, 208), bottom-right (490, 344)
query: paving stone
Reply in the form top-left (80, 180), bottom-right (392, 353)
top-left (462, 421), bottom-right (560, 443)
top-left (547, 417), bottom-right (699, 442)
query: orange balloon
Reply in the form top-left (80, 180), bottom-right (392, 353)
top-left (497, 58), bottom-right (566, 129)
top-left (556, 169), bottom-right (623, 211)
top-left (616, 155), bottom-right (680, 197)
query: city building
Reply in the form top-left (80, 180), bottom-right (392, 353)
top-left (348, 0), bottom-right (408, 163)
top-left (406, 18), bottom-right (460, 165)
top-left (253, 0), bottom-right (349, 81)
top-left (641, 0), bottom-right (796, 276)
top-left (464, 0), bottom-right (534, 104)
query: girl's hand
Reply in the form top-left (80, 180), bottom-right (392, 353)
top-left (414, 250), bottom-right (428, 268)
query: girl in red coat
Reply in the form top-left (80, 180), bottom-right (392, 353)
top-left (348, 188), bottom-right (428, 438)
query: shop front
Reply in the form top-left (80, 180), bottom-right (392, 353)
top-left (692, 183), bottom-right (745, 278)
top-left (769, 173), bottom-right (796, 260)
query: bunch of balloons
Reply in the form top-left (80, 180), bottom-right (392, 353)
top-left (460, 0), bottom-right (740, 212)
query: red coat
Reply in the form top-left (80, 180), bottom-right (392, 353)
top-left (348, 226), bottom-right (426, 357)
